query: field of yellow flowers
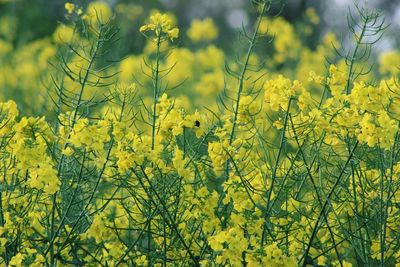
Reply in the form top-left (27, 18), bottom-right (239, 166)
top-left (0, 0), bottom-right (400, 266)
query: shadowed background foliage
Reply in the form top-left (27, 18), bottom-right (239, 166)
top-left (1, 0), bottom-right (399, 52)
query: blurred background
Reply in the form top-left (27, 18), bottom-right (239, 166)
top-left (1, 0), bottom-right (399, 53)
top-left (1, 0), bottom-right (399, 116)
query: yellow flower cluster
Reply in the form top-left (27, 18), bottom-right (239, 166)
top-left (140, 12), bottom-right (179, 40)
top-left (64, 2), bottom-right (75, 14)
top-left (11, 117), bottom-right (60, 194)
top-left (260, 17), bottom-right (301, 63)
top-left (379, 50), bottom-right (400, 76)
top-left (187, 18), bottom-right (219, 43)
top-left (264, 75), bottom-right (302, 111)
top-left (86, 1), bottom-right (112, 23)
top-left (1, 1), bottom-right (400, 267)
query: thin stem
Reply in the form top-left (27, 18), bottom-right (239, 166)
top-left (301, 141), bottom-right (359, 266)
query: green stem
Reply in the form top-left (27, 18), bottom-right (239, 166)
top-left (151, 34), bottom-right (162, 150)
top-left (228, 1), bottom-right (269, 146)
top-left (49, 25), bottom-right (103, 266)
top-left (301, 141), bottom-right (359, 266)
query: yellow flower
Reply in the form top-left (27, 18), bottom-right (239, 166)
top-left (264, 75), bottom-right (302, 112)
top-left (305, 8), bottom-right (320, 25)
top-left (187, 18), bottom-right (218, 43)
top-left (9, 253), bottom-right (24, 266)
top-left (140, 12), bottom-right (179, 40)
top-left (173, 147), bottom-right (194, 181)
top-left (86, 1), bottom-right (112, 24)
top-left (168, 27), bottom-right (179, 39)
top-left (379, 50), bottom-right (400, 75)
top-left (65, 2), bottom-right (75, 14)
top-left (62, 146), bottom-right (74, 157)
top-left (52, 24), bottom-right (74, 44)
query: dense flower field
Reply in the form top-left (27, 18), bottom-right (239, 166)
top-left (1, 0), bottom-right (400, 266)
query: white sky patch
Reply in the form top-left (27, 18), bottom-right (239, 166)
top-left (393, 6), bottom-right (400, 27)
top-left (226, 9), bottom-right (248, 29)
top-left (375, 37), bottom-right (394, 53)
top-left (333, 0), bottom-right (350, 7)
